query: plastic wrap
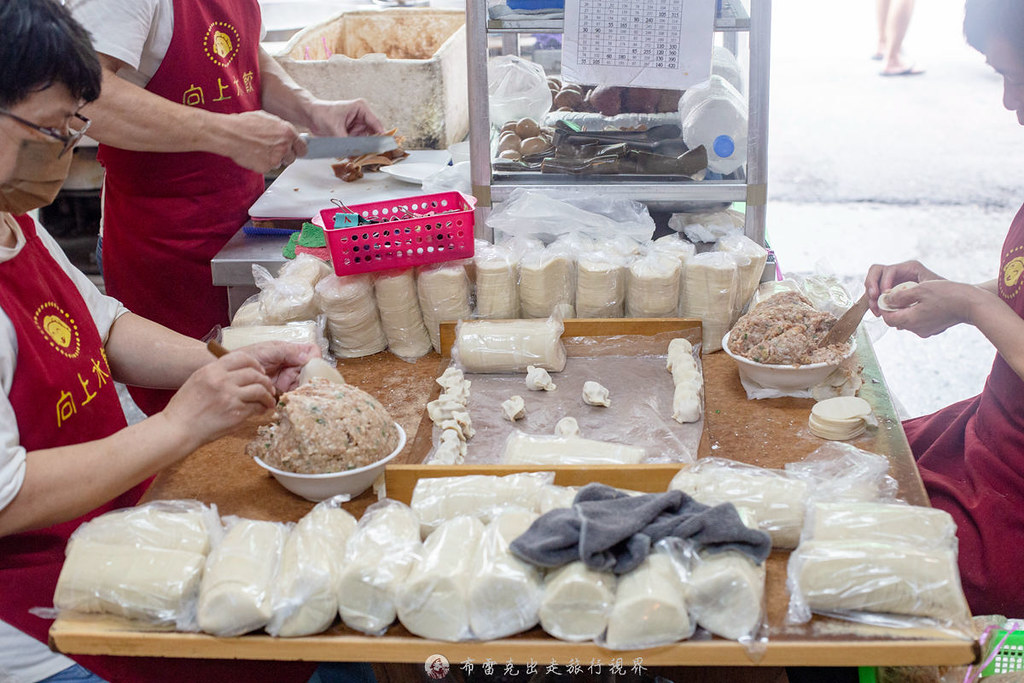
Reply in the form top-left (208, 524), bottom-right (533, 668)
top-left (539, 561), bottom-right (617, 642)
top-left (625, 250), bottom-right (682, 318)
top-left (485, 188), bottom-right (656, 244)
top-left (602, 550), bottom-right (694, 649)
top-left (473, 240), bottom-right (520, 319)
top-left (197, 518), bottom-right (288, 637)
top-left (410, 471), bottom-right (554, 537)
top-left (669, 458), bottom-right (808, 549)
top-left (668, 209), bottom-right (745, 243)
top-left (784, 442), bottom-right (899, 506)
top-left (336, 500), bottom-right (423, 635)
top-left (218, 320), bottom-right (326, 356)
top-left (315, 274), bottom-right (388, 358)
top-left (396, 516), bottom-right (484, 641)
top-left (231, 294), bottom-right (265, 327)
top-left (688, 550), bottom-right (765, 641)
top-left (252, 262), bottom-right (319, 324)
top-left (575, 250), bottom-right (628, 318)
top-left (453, 317), bottom-right (567, 373)
top-left (802, 501), bottom-right (957, 549)
top-left (538, 484), bottom-right (580, 514)
top-left (680, 251), bottom-right (739, 352)
top-left (652, 233), bottom-right (697, 266)
top-left (416, 260), bottom-right (473, 353)
top-left (502, 431), bottom-right (645, 466)
top-left (519, 243), bottom-right (576, 319)
top-left (715, 233), bottom-right (769, 320)
top-left (267, 498), bottom-right (358, 637)
top-left (277, 253), bottom-right (333, 285)
top-left (64, 500), bottom-right (219, 555)
top-left (467, 508), bottom-right (543, 640)
top-left (487, 55), bottom-right (552, 128)
top-left (373, 268), bottom-right (432, 360)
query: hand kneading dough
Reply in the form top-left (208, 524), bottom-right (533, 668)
top-left (669, 462), bottom-right (808, 549)
top-left (525, 365), bottom-right (556, 391)
top-left (410, 472), bottom-right (554, 536)
top-left (54, 540), bottom-right (205, 627)
top-left (502, 395), bottom-right (526, 422)
top-left (503, 432), bottom-right (645, 466)
top-left (197, 519), bottom-right (287, 637)
top-left (805, 502), bottom-right (957, 548)
top-left (582, 381), bottom-right (611, 407)
top-left (468, 508), bottom-right (543, 640)
top-left (790, 540), bottom-right (968, 622)
top-left (336, 502), bottom-right (422, 635)
top-left (298, 358), bottom-right (345, 386)
top-left (539, 561), bottom-right (617, 641)
top-left (455, 319), bottom-right (567, 373)
top-left (878, 281), bottom-right (919, 312)
top-left (267, 505), bottom-right (358, 637)
top-left (417, 262), bottom-right (472, 353)
top-left (396, 516), bottom-right (484, 641)
top-left (374, 269), bottom-right (432, 359)
top-left (688, 551), bottom-right (765, 640)
top-left (315, 274), bottom-right (388, 358)
top-left (604, 554), bottom-right (692, 649)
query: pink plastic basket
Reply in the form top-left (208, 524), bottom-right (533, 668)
top-left (321, 191), bottom-right (476, 276)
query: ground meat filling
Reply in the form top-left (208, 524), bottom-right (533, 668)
top-left (247, 378), bottom-right (399, 474)
top-left (728, 291), bottom-right (851, 365)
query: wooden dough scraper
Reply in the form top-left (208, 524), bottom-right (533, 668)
top-left (819, 293), bottom-right (870, 348)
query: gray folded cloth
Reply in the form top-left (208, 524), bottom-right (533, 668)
top-left (509, 483), bottom-right (772, 574)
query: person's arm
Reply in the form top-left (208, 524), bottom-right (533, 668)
top-left (82, 54), bottom-right (304, 173)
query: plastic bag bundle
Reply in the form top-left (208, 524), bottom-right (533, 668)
top-left (605, 235), bottom-right (646, 259)
top-left (417, 261), bottom-right (472, 353)
top-left (219, 320), bottom-right (323, 352)
top-left (539, 561), bottom-right (617, 642)
top-left (231, 294), bottom-right (265, 327)
top-left (688, 550), bottom-right (765, 640)
top-left (252, 258), bottom-right (323, 325)
top-left (485, 189), bottom-right (655, 245)
top-left (715, 233), bottom-right (769, 320)
top-left (453, 317), bottom-right (566, 374)
top-left (519, 244), bottom-right (575, 319)
top-left (576, 250), bottom-right (628, 318)
top-left (373, 268), bottom-right (432, 360)
top-left (197, 518), bottom-right (288, 637)
top-left (502, 431), bottom-right (646, 466)
top-left (336, 500), bottom-right (423, 636)
top-left (267, 499), bottom-right (358, 637)
top-left (487, 55), bottom-right (552, 128)
top-left (651, 233), bottom-right (697, 267)
top-left (784, 443), bottom-right (899, 506)
top-left (410, 471), bottom-right (555, 537)
top-left (626, 250), bottom-right (682, 318)
top-left (473, 240), bottom-right (520, 319)
top-left (668, 209), bottom-right (745, 244)
top-left (315, 274), bottom-right (388, 358)
top-left (277, 253), bottom-right (333, 286)
top-left (603, 551), bottom-right (693, 649)
top-left (680, 252), bottom-right (739, 352)
top-left (802, 501), bottom-right (957, 549)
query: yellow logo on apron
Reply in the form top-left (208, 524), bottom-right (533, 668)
top-left (33, 302), bottom-right (81, 359)
top-left (204, 22), bottom-right (241, 67)
top-left (1004, 256), bottom-right (1024, 289)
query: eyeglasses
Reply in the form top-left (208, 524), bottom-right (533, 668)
top-left (0, 110), bottom-right (92, 158)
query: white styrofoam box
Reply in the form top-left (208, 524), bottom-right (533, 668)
top-left (275, 8), bottom-right (468, 149)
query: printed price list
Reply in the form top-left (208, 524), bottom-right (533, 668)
top-left (574, 0), bottom-right (684, 70)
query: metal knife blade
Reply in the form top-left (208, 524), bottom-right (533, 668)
top-left (300, 135), bottom-right (398, 159)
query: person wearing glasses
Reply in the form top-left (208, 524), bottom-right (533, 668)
top-left (0, 2), bottom-right (326, 680)
top-left (66, 0), bottom-right (385, 416)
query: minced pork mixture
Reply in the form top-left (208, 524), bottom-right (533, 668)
top-left (248, 378), bottom-right (399, 474)
top-left (728, 291), bottom-right (851, 365)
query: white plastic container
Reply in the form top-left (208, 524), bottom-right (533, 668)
top-left (678, 75), bottom-right (748, 175)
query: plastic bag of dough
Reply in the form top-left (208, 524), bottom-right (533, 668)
top-left (679, 252), bottom-right (739, 352)
top-left (336, 500), bottom-right (423, 635)
top-left (410, 471), bottom-right (555, 537)
top-left (602, 549), bottom-right (694, 649)
top-left (467, 508), bottom-right (543, 640)
top-left (396, 516), bottom-right (484, 641)
top-left (252, 263), bottom-right (319, 324)
top-left (626, 250), bottom-right (682, 318)
top-left (231, 294), bottom-right (266, 327)
top-left (539, 561), bottom-right (617, 642)
top-left (218, 320), bottom-right (324, 354)
top-left (652, 233), bottom-right (697, 267)
top-left (197, 518), bottom-right (288, 637)
top-left (715, 234), bottom-right (768, 321)
top-left (784, 442), bottom-right (899, 507)
top-left (538, 484), bottom-right (580, 514)
top-left (575, 250), bottom-right (628, 318)
top-left (416, 261), bottom-right (473, 353)
top-left (802, 501), bottom-right (957, 549)
top-left (688, 550), bottom-right (766, 641)
top-left (373, 268), bottom-right (432, 360)
top-left (315, 274), bottom-right (388, 358)
top-left (66, 500), bottom-right (220, 555)
top-left (668, 209), bottom-right (745, 244)
top-left (473, 240), bottom-right (520, 319)
top-left (786, 540), bottom-right (971, 625)
top-left (502, 431), bottom-right (646, 466)
top-left (277, 253), bottom-right (332, 286)
top-left (519, 243), bottom-right (575, 319)
top-left (453, 316), bottom-right (567, 373)
top-left (668, 458), bottom-right (808, 549)
top-left (267, 497), bottom-right (358, 637)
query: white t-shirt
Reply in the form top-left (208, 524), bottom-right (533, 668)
top-left (67, 0), bottom-right (174, 88)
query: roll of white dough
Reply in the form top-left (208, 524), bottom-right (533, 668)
top-left (410, 471), bottom-right (554, 537)
top-left (468, 508), bottom-right (543, 640)
top-left (575, 252), bottom-right (627, 319)
top-left (680, 252), bottom-right (739, 353)
top-left (267, 505), bottom-right (358, 637)
top-left (396, 516), bottom-right (485, 641)
top-left (626, 251), bottom-right (682, 318)
top-left (315, 274), bottom-right (388, 358)
top-left (604, 553), bottom-right (692, 649)
top-left (790, 540), bottom-right (969, 622)
top-left (220, 321), bottom-right (320, 351)
top-left (68, 502), bottom-right (216, 556)
top-left (455, 319), bottom-right (567, 373)
top-left (373, 269), bottom-right (432, 359)
top-left (519, 248), bottom-right (575, 319)
top-left (417, 262), bottom-right (472, 353)
top-left (688, 551), bottom-right (765, 640)
top-left (197, 519), bottom-right (287, 637)
top-left (336, 502), bottom-right (423, 635)
top-left (805, 502), bottom-right (957, 548)
top-left (539, 561), bottom-right (617, 642)
top-left (503, 431), bottom-right (646, 466)
top-left (474, 242), bottom-right (520, 319)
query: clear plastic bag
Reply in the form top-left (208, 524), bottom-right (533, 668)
top-left (216, 318), bottom-right (329, 359)
top-left (501, 430), bottom-right (646, 466)
top-left (680, 251), bottom-right (739, 353)
top-left (715, 233), bottom-right (769, 321)
top-left (538, 560), bottom-right (617, 642)
top-left (668, 208), bottom-right (745, 243)
top-left (473, 240), bottom-right (520, 319)
top-left (486, 188), bottom-right (656, 244)
top-left (784, 442), bottom-right (899, 507)
top-left (519, 242), bottom-right (576, 319)
top-left (487, 55), bottom-right (552, 130)
top-left (416, 260), bottom-right (473, 353)
top-left (421, 160), bottom-right (472, 196)
top-left (373, 268), bottom-right (432, 361)
top-left (801, 501), bottom-right (957, 549)
top-left (626, 250), bottom-right (682, 318)
top-left (231, 293), bottom-right (265, 327)
top-left (252, 262), bottom-right (319, 324)
top-left (410, 471), bottom-right (555, 537)
top-left (315, 274), bottom-right (388, 359)
top-left (453, 315), bottom-right (567, 374)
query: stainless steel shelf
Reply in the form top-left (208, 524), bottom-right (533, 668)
top-left (488, 176), bottom-right (748, 211)
top-left (487, 0), bottom-right (749, 33)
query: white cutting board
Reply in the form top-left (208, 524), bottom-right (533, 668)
top-left (249, 150), bottom-right (451, 221)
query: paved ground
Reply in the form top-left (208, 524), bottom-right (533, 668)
top-left (765, 0), bottom-right (1024, 418)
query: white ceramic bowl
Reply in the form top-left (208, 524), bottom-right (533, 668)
top-left (722, 331), bottom-right (857, 392)
top-left (253, 423), bottom-right (406, 502)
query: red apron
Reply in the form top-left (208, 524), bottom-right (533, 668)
top-left (98, 0), bottom-right (265, 416)
top-left (903, 202), bottom-right (1024, 616)
top-left (0, 217), bottom-right (316, 681)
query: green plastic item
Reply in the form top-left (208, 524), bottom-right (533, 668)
top-left (282, 232), bottom-right (300, 259)
top-left (298, 222), bottom-right (327, 248)
top-left (857, 667), bottom-right (877, 683)
top-left (982, 629), bottom-right (1024, 677)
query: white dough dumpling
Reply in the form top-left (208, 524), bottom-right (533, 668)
top-left (878, 281), bottom-right (919, 312)
top-left (298, 358), bottom-right (345, 386)
top-left (525, 365), bottom-right (556, 392)
top-left (502, 395), bottom-right (526, 422)
top-left (582, 381), bottom-right (611, 407)
top-left (554, 417), bottom-right (581, 437)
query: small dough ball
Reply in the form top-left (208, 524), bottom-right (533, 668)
top-left (498, 133), bottom-right (522, 153)
top-left (515, 117), bottom-right (541, 139)
top-left (502, 395), bottom-right (526, 422)
top-left (553, 90), bottom-right (584, 110)
top-left (520, 137), bottom-right (550, 156)
top-left (499, 150), bottom-right (523, 161)
top-left (582, 381), bottom-right (611, 408)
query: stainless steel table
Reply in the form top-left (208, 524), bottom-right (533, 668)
top-left (210, 226), bottom-right (291, 317)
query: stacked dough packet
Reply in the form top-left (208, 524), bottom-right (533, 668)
top-left (808, 396), bottom-right (872, 441)
top-left (416, 261), bottom-right (473, 353)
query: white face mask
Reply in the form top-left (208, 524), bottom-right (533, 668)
top-left (0, 139), bottom-right (72, 215)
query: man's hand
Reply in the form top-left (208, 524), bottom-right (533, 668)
top-left (217, 110), bottom-right (308, 173)
top-left (306, 98), bottom-right (385, 138)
